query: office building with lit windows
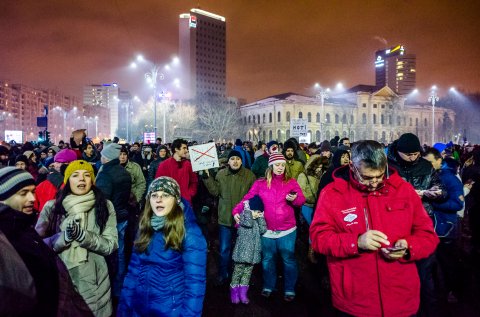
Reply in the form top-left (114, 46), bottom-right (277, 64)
top-left (83, 83), bottom-right (119, 137)
top-left (375, 45), bottom-right (416, 95)
top-left (179, 8), bottom-right (226, 102)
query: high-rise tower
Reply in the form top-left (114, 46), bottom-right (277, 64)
top-left (179, 8), bottom-right (226, 102)
top-left (375, 45), bottom-right (416, 95)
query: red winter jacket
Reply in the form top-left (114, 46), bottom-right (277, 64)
top-left (233, 174), bottom-right (305, 231)
top-left (154, 157), bottom-right (198, 204)
top-left (310, 165), bottom-right (439, 317)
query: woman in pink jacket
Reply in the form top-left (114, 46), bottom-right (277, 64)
top-left (233, 152), bottom-right (305, 302)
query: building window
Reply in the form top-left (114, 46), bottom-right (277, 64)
top-left (277, 129), bottom-right (281, 141)
top-left (409, 118), bottom-right (412, 126)
top-left (253, 115), bottom-right (255, 124)
top-left (308, 112), bottom-right (312, 122)
top-left (248, 115), bottom-right (251, 123)
top-left (382, 131), bottom-right (386, 142)
top-left (286, 129), bottom-right (290, 139)
top-left (316, 130), bottom-right (320, 142)
top-left (416, 118), bottom-right (419, 126)
top-left (381, 104), bottom-right (385, 109)
top-left (277, 111), bottom-right (281, 122)
top-left (286, 111), bottom-right (291, 122)
top-left (362, 103), bottom-right (367, 108)
top-left (342, 114), bottom-right (347, 124)
top-left (424, 118), bottom-right (428, 126)
top-left (350, 115), bottom-right (354, 124)
top-left (381, 115), bottom-right (385, 124)
top-left (373, 114), bottom-right (377, 124)
top-left (257, 115), bottom-right (260, 124)
top-left (350, 131), bottom-right (354, 141)
top-left (397, 116), bottom-right (401, 125)
top-left (316, 113), bottom-right (320, 123)
top-left (389, 115), bottom-right (392, 125)
top-left (269, 113), bottom-right (272, 123)
top-left (263, 113), bottom-right (266, 123)
top-left (263, 130), bottom-right (266, 141)
top-left (343, 131), bottom-right (347, 137)
top-left (335, 114), bottom-right (339, 123)
top-left (298, 111), bottom-right (303, 119)
top-left (326, 113), bottom-right (331, 123)
top-left (362, 113), bottom-right (367, 124)
top-left (373, 104), bottom-right (378, 108)
top-left (269, 130), bottom-right (272, 140)
top-left (326, 130), bottom-right (331, 141)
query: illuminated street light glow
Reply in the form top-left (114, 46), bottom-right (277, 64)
top-left (136, 55), bottom-right (144, 62)
top-left (172, 56), bottom-right (180, 65)
top-left (428, 87), bottom-right (440, 145)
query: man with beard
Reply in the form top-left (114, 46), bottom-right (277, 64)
top-left (387, 133), bottom-right (445, 317)
top-left (155, 139), bottom-right (198, 204)
top-left (202, 150), bottom-right (256, 285)
top-left (34, 149), bottom-right (77, 213)
top-left (283, 140), bottom-right (304, 180)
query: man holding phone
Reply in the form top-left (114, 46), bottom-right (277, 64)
top-left (310, 140), bottom-right (439, 317)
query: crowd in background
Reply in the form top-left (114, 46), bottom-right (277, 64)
top-left (1, 130), bottom-right (479, 317)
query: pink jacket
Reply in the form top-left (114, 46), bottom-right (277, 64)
top-left (233, 174), bottom-right (305, 231)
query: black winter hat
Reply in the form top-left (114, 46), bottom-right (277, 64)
top-left (235, 139), bottom-right (243, 146)
top-left (228, 150), bottom-right (242, 160)
top-left (397, 133), bottom-right (422, 153)
top-left (248, 195), bottom-right (264, 212)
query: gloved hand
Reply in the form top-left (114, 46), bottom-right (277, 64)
top-left (65, 219), bottom-right (86, 243)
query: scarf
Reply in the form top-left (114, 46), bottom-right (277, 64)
top-left (151, 215), bottom-right (166, 231)
top-left (59, 191), bottom-right (96, 269)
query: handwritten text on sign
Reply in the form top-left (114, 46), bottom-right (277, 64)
top-left (290, 119), bottom-right (308, 137)
top-left (189, 142), bottom-right (220, 172)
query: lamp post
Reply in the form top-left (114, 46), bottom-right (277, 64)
top-left (131, 56), bottom-right (164, 141)
top-left (315, 85), bottom-right (330, 140)
top-left (428, 86), bottom-right (439, 145)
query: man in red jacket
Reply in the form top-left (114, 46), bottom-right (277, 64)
top-left (155, 139), bottom-right (198, 204)
top-left (310, 140), bottom-right (439, 317)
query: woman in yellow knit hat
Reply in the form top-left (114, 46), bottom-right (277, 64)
top-left (36, 160), bottom-right (118, 317)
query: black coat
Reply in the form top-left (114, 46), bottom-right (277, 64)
top-left (0, 204), bottom-right (59, 317)
top-left (96, 158), bottom-right (133, 222)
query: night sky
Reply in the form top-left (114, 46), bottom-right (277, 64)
top-left (1, 0), bottom-right (479, 103)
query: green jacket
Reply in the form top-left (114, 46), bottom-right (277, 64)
top-left (125, 160), bottom-right (146, 203)
top-left (286, 159), bottom-right (305, 180)
top-left (36, 199), bottom-right (118, 317)
top-left (203, 166), bottom-right (256, 227)
top-left (251, 155), bottom-right (269, 179)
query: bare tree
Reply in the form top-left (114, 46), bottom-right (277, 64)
top-left (197, 101), bottom-right (243, 141)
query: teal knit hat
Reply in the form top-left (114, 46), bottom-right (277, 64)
top-left (148, 176), bottom-right (181, 203)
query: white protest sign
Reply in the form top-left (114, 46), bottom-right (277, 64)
top-left (189, 142), bottom-right (219, 172)
top-left (299, 132), bottom-right (311, 144)
top-left (290, 118), bottom-right (308, 137)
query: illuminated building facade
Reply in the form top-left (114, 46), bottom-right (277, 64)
top-left (179, 8), bottom-right (226, 102)
top-left (83, 83), bottom-right (119, 137)
top-left (375, 45), bottom-right (416, 95)
top-left (240, 86), bottom-right (455, 145)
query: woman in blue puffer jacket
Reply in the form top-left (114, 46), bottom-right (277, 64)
top-left (118, 176), bottom-right (207, 317)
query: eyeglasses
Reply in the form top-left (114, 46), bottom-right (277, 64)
top-left (150, 192), bottom-right (172, 200)
top-left (351, 163), bottom-right (385, 185)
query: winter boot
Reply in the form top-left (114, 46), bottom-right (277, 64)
top-left (230, 286), bottom-right (240, 304)
top-left (239, 285), bottom-right (250, 304)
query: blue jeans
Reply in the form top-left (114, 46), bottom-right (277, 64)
top-left (218, 225), bottom-right (235, 281)
top-left (113, 220), bottom-right (128, 297)
top-left (301, 205), bottom-right (314, 226)
top-left (261, 230), bottom-right (298, 295)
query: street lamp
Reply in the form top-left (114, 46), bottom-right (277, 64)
top-left (131, 55), bottom-right (165, 141)
top-left (315, 86), bottom-right (330, 140)
top-left (428, 86), bottom-right (439, 145)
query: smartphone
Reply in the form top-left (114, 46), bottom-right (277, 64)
top-left (386, 246), bottom-right (406, 252)
top-left (289, 190), bottom-right (297, 195)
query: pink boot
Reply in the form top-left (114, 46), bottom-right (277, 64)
top-left (230, 286), bottom-right (240, 304)
top-left (239, 285), bottom-right (250, 304)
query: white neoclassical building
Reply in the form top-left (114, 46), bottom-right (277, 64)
top-left (239, 85), bottom-right (455, 145)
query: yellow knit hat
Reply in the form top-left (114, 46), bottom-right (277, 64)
top-left (63, 160), bottom-right (96, 185)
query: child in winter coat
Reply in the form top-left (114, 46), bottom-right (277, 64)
top-left (230, 195), bottom-right (267, 304)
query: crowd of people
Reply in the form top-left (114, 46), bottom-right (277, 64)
top-left (0, 130), bottom-right (479, 317)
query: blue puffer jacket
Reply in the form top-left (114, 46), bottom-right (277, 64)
top-left (118, 198), bottom-right (207, 317)
top-left (432, 165), bottom-right (464, 214)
